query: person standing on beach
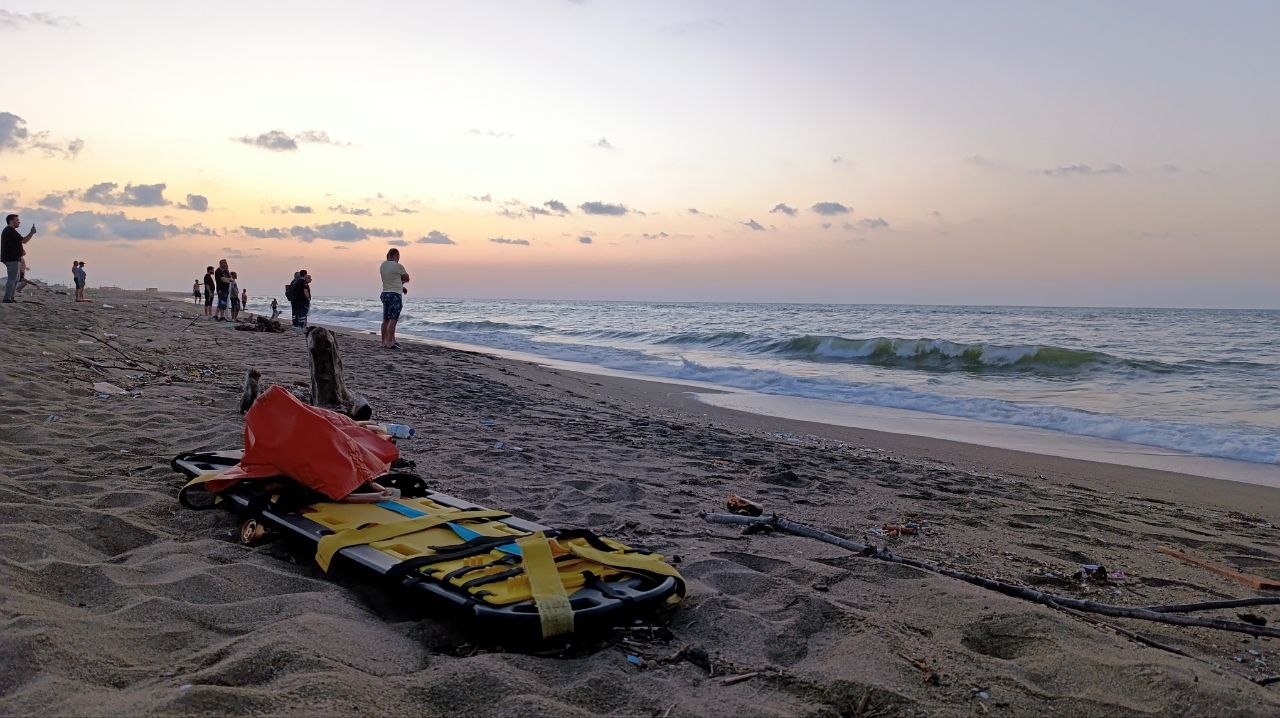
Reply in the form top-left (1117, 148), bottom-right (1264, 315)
top-left (214, 259), bottom-right (231, 321)
top-left (2, 213), bottom-right (36, 303)
top-left (288, 269), bottom-right (311, 328)
top-left (72, 261), bottom-right (87, 301)
top-left (379, 248), bottom-right (410, 349)
top-left (228, 271), bottom-right (241, 321)
top-left (269, 297), bottom-right (280, 321)
top-left (192, 280), bottom-right (201, 304)
top-left (240, 287), bottom-right (248, 310)
top-left (202, 266), bottom-right (215, 317)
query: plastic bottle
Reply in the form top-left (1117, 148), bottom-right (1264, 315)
top-left (383, 423), bottom-right (415, 439)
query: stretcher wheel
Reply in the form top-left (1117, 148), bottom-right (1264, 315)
top-left (239, 518), bottom-right (269, 546)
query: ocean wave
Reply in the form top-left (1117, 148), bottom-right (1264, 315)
top-left (646, 331), bottom-right (1172, 373)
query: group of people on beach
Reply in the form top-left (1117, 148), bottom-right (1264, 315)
top-left (6, 214), bottom-right (411, 349)
top-left (196, 248), bottom-right (407, 349)
top-left (196, 259), bottom-right (248, 322)
top-left (2, 214), bottom-right (90, 303)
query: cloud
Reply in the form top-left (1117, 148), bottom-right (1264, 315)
top-left (467, 129), bottom-right (513, 139)
top-left (490, 237), bottom-right (530, 246)
top-left (687, 208), bottom-right (701, 215)
top-left (770, 203), bottom-right (797, 217)
top-left (59, 211), bottom-right (180, 241)
top-left (1040, 163), bottom-right (1126, 177)
top-left (811, 201), bottom-right (852, 216)
top-left (593, 137), bottom-right (616, 150)
top-left (640, 232), bottom-right (670, 240)
top-left (858, 217), bottom-right (889, 229)
top-left (290, 221), bottom-right (403, 243)
top-left (821, 222), bottom-right (832, 230)
top-left (37, 193), bottom-right (66, 209)
top-left (578, 235), bottom-right (593, 244)
top-left (81, 182), bottom-right (169, 207)
top-left (1158, 163), bottom-right (1180, 174)
top-left (964, 155), bottom-right (1000, 168)
top-left (469, 193), bottom-right (492, 202)
top-left (526, 205), bottom-right (553, 218)
top-left (0, 10), bottom-right (77, 28)
top-left (234, 129), bottom-right (347, 152)
top-left (831, 156), bottom-right (844, 164)
top-left (543, 199), bottom-right (570, 215)
top-left (271, 205), bottom-right (313, 214)
top-left (417, 230), bottom-right (455, 245)
top-left (242, 226), bottom-right (287, 239)
top-left (328, 204), bottom-right (372, 216)
top-left (579, 201), bottom-right (629, 216)
top-left (180, 193), bottom-right (209, 212)
top-left (387, 239), bottom-right (410, 247)
top-left (0, 112), bottom-right (83, 158)
top-left (741, 219), bottom-right (765, 231)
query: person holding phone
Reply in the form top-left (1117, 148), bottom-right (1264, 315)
top-left (2, 214), bottom-right (36, 303)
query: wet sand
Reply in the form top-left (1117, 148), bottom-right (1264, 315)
top-left (1, 286), bottom-right (1278, 716)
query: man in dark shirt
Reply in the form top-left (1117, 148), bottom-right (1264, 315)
top-left (202, 266), bottom-right (215, 317)
top-left (213, 259), bottom-right (231, 321)
top-left (2, 213), bottom-right (36, 303)
top-left (289, 269), bottom-right (311, 328)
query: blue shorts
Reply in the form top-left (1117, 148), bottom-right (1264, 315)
top-left (380, 291), bottom-right (402, 321)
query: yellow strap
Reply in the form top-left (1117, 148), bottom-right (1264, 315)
top-left (566, 543), bottom-right (687, 599)
top-left (316, 509), bottom-right (509, 572)
top-left (517, 533), bottom-right (574, 639)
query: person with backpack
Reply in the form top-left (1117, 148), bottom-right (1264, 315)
top-left (286, 269), bottom-right (311, 328)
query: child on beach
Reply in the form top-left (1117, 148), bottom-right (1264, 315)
top-left (203, 266), bottom-right (215, 317)
top-left (228, 271), bottom-right (241, 321)
top-left (240, 287), bottom-right (248, 309)
top-left (270, 297), bottom-right (280, 320)
top-left (192, 280), bottom-right (201, 304)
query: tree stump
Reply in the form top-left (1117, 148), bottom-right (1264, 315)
top-left (305, 326), bottom-right (373, 420)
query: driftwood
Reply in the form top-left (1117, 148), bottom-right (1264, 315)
top-left (234, 315), bottom-right (286, 333)
top-left (239, 369), bottom-right (261, 414)
top-left (702, 512), bottom-right (1280, 640)
top-left (305, 326), bottom-right (372, 420)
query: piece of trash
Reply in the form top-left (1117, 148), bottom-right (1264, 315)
top-left (101, 304), bottom-right (115, 308)
top-left (92, 381), bottom-right (128, 395)
top-left (1238, 613), bottom-right (1269, 626)
top-left (478, 419), bottom-right (497, 426)
top-left (104, 333), bottom-right (118, 339)
top-left (1074, 564), bottom-right (1109, 583)
top-left (726, 494), bottom-right (764, 517)
top-left (495, 441), bottom-right (505, 449)
top-left (882, 523), bottom-right (919, 536)
top-left (867, 527), bottom-right (886, 536)
top-left (1107, 570), bottom-right (1128, 581)
top-left (626, 654), bottom-right (643, 666)
top-left (43, 415), bottom-right (60, 425)
top-left (77, 339), bottom-right (94, 344)
top-left (976, 690), bottom-right (990, 701)
top-left (721, 672), bottom-right (759, 686)
top-left (382, 423), bottom-right (416, 439)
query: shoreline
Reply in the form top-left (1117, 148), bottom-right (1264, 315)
top-left (4, 287), bottom-right (1278, 716)
top-left (299, 300), bottom-right (1280, 498)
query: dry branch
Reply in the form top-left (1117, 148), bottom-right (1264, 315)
top-left (701, 513), bottom-right (1280, 640)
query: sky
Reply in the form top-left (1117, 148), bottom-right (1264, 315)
top-left (1, 1), bottom-right (1277, 307)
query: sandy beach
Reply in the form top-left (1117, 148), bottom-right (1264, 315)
top-left (2, 285), bottom-right (1278, 717)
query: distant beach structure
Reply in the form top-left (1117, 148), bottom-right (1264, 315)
top-left (145, 287), bottom-right (158, 292)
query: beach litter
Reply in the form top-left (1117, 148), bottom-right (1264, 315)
top-left (725, 494), bottom-right (764, 516)
top-left (92, 381), bottom-right (128, 395)
top-left (43, 415), bottom-right (60, 425)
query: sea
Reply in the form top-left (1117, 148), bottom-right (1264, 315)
top-left (308, 298), bottom-right (1280, 475)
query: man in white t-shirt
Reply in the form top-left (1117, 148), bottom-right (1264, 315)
top-left (378, 247), bottom-right (410, 349)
